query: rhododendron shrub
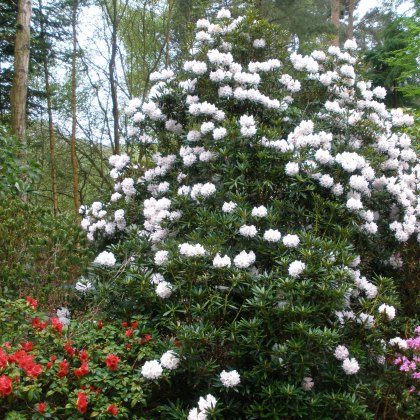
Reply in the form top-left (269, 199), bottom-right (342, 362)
top-left (80, 10), bottom-right (418, 418)
top-left (0, 298), bottom-right (181, 417)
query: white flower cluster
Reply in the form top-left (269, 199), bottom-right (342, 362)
top-left (239, 114), bottom-right (257, 137)
top-left (264, 229), bottom-right (281, 242)
top-left (348, 269), bottom-right (378, 299)
top-left (342, 357), bottom-right (360, 375)
top-left (222, 201), bottom-right (237, 213)
top-left (141, 350), bottom-right (180, 380)
top-left (288, 260), bottom-right (306, 278)
top-left (109, 154), bottom-right (130, 171)
top-left (179, 243), bottom-right (207, 257)
top-left (239, 225), bottom-right (258, 237)
top-left (149, 69), bottom-right (174, 82)
top-left (378, 303), bottom-right (396, 320)
top-left (188, 394), bottom-right (217, 420)
top-left (220, 369), bottom-right (241, 387)
top-left (233, 250), bottom-right (256, 268)
top-left (94, 251), bottom-right (116, 267)
top-left (184, 60), bottom-right (208, 75)
top-left (213, 254), bottom-right (232, 268)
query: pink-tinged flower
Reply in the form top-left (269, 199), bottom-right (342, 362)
top-left (26, 296), bottom-right (38, 309)
top-left (0, 375), bottom-right (13, 398)
top-left (105, 354), bottom-right (120, 371)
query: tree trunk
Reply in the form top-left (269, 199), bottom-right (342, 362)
top-left (109, 0), bottom-right (120, 154)
top-left (331, 0), bottom-right (340, 46)
top-left (10, 0), bottom-right (32, 147)
top-left (39, 0), bottom-right (58, 215)
top-left (346, 0), bottom-right (355, 40)
top-left (71, 0), bottom-right (80, 221)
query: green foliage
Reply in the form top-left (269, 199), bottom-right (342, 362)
top-left (0, 197), bottom-right (92, 306)
top-left (0, 297), bottom-right (178, 418)
top-left (80, 12), bottom-right (419, 418)
top-left (0, 125), bottom-right (41, 196)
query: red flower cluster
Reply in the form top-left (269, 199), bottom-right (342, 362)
top-left (58, 360), bottom-right (69, 378)
top-left (139, 334), bottom-right (152, 345)
top-left (31, 317), bottom-right (48, 331)
top-left (37, 402), bottom-right (47, 414)
top-left (74, 362), bottom-right (89, 378)
top-left (51, 317), bottom-right (63, 334)
top-left (26, 296), bottom-right (38, 309)
top-left (106, 404), bottom-right (119, 416)
top-left (7, 349), bottom-right (42, 379)
top-left (0, 375), bottom-right (12, 398)
top-left (105, 354), bottom-right (120, 371)
top-left (76, 391), bottom-right (88, 413)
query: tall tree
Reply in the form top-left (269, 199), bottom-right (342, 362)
top-left (102, 0), bottom-right (129, 155)
top-left (331, 0), bottom-right (340, 45)
top-left (346, 0), bottom-right (355, 39)
top-left (71, 0), bottom-right (80, 220)
top-left (38, 0), bottom-right (58, 215)
top-left (10, 0), bottom-right (33, 145)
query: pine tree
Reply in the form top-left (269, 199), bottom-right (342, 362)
top-left (80, 9), bottom-right (419, 419)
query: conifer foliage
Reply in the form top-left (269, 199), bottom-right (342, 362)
top-left (80, 9), bottom-right (419, 418)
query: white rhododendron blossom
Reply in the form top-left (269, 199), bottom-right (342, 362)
top-left (188, 394), bottom-right (217, 420)
top-left (141, 360), bottom-right (163, 379)
top-left (342, 357), bottom-right (360, 375)
top-left (94, 251), bottom-right (116, 267)
top-left (234, 250), bottom-right (256, 268)
top-left (220, 369), bottom-right (241, 387)
top-left (378, 303), bottom-right (396, 320)
top-left (288, 260), bottom-right (306, 277)
top-left (155, 281), bottom-right (173, 299)
top-left (213, 254), bottom-right (232, 268)
top-left (160, 351), bottom-right (180, 370)
top-left (334, 345), bottom-right (350, 361)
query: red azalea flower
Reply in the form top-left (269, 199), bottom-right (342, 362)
top-left (105, 354), bottom-right (120, 371)
top-left (3, 342), bottom-right (11, 350)
top-left (106, 404), bottom-right (118, 416)
top-left (37, 402), bottom-right (47, 414)
top-left (64, 343), bottom-right (76, 357)
top-left (76, 391), bottom-right (88, 414)
top-left (140, 334), bottom-right (152, 345)
top-left (122, 321), bottom-right (128, 328)
top-left (36, 403), bottom-right (47, 414)
top-left (131, 321), bottom-right (139, 329)
top-left (51, 317), bottom-right (63, 334)
top-left (125, 328), bottom-right (133, 337)
top-left (58, 360), bottom-right (69, 378)
top-left (97, 320), bottom-right (104, 330)
top-left (74, 362), bottom-right (89, 378)
top-left (79, 350), bottom-right (89, 362)
top-left (26, 363), bottom-right (43, 379)
top-left (31, 317), bottom-right (48, 331)
top-left (26, 296), bottom-right (38, 309)
top-left (126, 343), bottom-right (132, 350)
top-left (21, 342), bottom-right (33, 352)
top-left (50, 355), bottom-right (57, 362)
top-left (0, 375), bottom-right (13, 398)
